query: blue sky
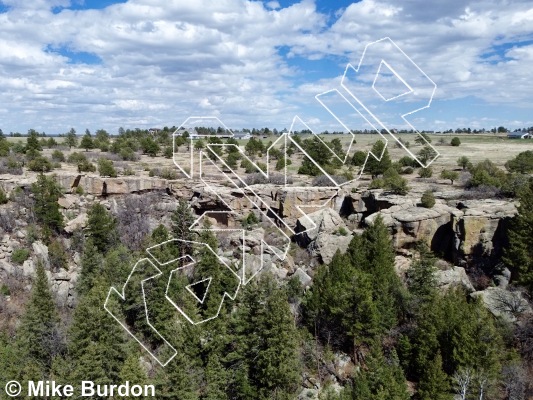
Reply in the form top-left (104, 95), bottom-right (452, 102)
top-left (0, 0), bottom-right (532, 134)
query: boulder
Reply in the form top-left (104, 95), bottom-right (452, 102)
top-left (58, 194), bottom-right (77, 209)
top-left (32, 241), bottom-right (49, 268)
top-left (295, 208), bottom-right (347, 244)
top-left (293, 267), bottom-right (312, 288)
top-left (312, 233), bottom-right (352, 264)
top-left (435, 266), bottom-right (475, 293)
top-left (64, 213), bottom-right (88, 233)
top-left (471, 287), bottom-right (533, 322)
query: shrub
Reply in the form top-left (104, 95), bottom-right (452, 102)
top-left (401, 167), bottom-right (414, 175)
top-left (399, 156), bottom-right (419, 168)
top-left (52, 149), bottom-right (65, 162)
top-left (97, 158), bottom-right (117, 177)
top-left (369, 178), bottom-right (385, 189)
top-left (468, 160), bottom-right (506, 188)
top-left (242, 211), bottom-right (260, 228)
top-left (28, 156), bottom-right (53, 172)
top-left (383, 168), bottom-right (409, 195)
top-left (312, 174), bottom-right (347, 187)
top-left (48, 239), bottom-right (68, 271)
top-left (451, 137), bottom-right (461, 146)
top-left (420, 190), bottom-right (436, 208)
top-left (0, 157), bottom-right (23, 175)
top-left (351, 150), bottom-right (367, 166)
top-left (149, 168), bottom-right (178, 180)
top-left (67, 152), bottom-right (87, 164)
top-left (123, 167), bottom-right (136, 176)
top-left (11, 248), bottom-right (30, 264)
top-left (418, 167), bottom-right (433, 178)
top-left (74, 185), bottom-right (84, 195)
top-left (337, 226), bottom-right (348, 236)
top-left (440, 169), bottom-right (459, 184)
top-left (77, 159), bottom-right (96, 173)
top-left (505, 150), bottom-right (533, 174)
top-left (0, 187), bottom-right (8, 204)
top-left (457, 156), bottom-right (471, 170)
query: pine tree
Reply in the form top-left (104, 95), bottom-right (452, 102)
top-left (77, 239), bottom-right (104, 295)
top-left (120, 351), bottom-right (148, 399)
top-left (80, 131), bottom-right (95, 151)
top-left (68, 282), bottom-right (126, 396)
top-left (86, 202), bottom-right (118, 253)
top-left (417, 352), bottom-right (451, 400)
top-left (503, 178), bottom-right (533, 293)
top-left (407, 243), bottom-right (438, 313)
top-left (351, 343), bottom-right (410, 400)
top-left (357, 215), bottom-right (404, 331)
top-left (31, 173), bottom-right (64, 233)
top-left (17, 262), bottom-right (60, 373)
top-left (234, 274), bottom-right (301, 400)
top-left (171, 199), bottom-right (196, 261)
top-left (366, 140), bottom-right (391, 178)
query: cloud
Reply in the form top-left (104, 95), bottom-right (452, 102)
top-left (0, 0), bottom-right (532, 133)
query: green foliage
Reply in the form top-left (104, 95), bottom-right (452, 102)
top-left (457, 156), bottom-right (471, 170)
top-left (399, 155), bottom-right (419, 168)
top-left (17, 262), bottom-right (59, 372)
top-left (74, 185), bottom-right (84, 195)
top-left (171, 199), bottom-right (196, 260)
top-left (31, 173), bottom-right (64, 233)
top-left (406, 243), bottom-right (438, 309)
top-left (503, 179), bottom-right (533, 293)
top-left (65, 128), bottom-right (78, 149)
top-left (80, 132), bottom-right (95, 151)
top-left (440, 169), bottom-right (459, 184)
top-left (242, 211), bottom-right (259, 228)
top-left (351, 150), bottom-right (367, 166)
top-left (450, 137), bottom-right (461, 146)
top-left (351, 344), bottom-right (410, 400)
top-left (365, 140), bottom-right (391, 177)
top-left (0, 187), bottom-right (8, 204)
top-left (468, 159), bottom-right (506, 188)
top-left (12, 247), bottom-right (30, 264)
top-left (194, 139), bottom-right (205, 150)
top-left (418, 167), bottom-right (433, 178)
top-left (383, 167), bottom-right (410, 195)
top-left (48, 239), bottom-right (68, 271)
top-left (420, 190), bottom-right (436, 208)
top-left (140, 136), bottom-right (160, 156)
top-left (505, 150), bottom-right (533, 173)
top-left (417, 145), bottom-right (438, 165)
top-left (86, 203), bottom-right (117, 253)
top-left (415, 132), bottom-right (432, 145)
top-left (52, 149), bottom-right (66, 162)
top-left (245, 137), bottom-right (265, 157)
top-left (417, 352), bottom-right (451, 400)
top-left (28, 156), bottom-right (53, 172)
top-left (97, 158), bottom-right (117, 177)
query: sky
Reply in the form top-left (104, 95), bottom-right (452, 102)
top-left (0, 0), bottom-right (532, 134)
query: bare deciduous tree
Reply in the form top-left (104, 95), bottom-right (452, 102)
top-left (454, 368), bottom-right (474, 400)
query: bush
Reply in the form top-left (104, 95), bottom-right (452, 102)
top-left (52, 149), bottom-right (65, 162)
top-left (0, 187), bottom-right (8, 204)
top-left (451, 137), bottom-right (461, 146)
top-left (440, 169), bottom-right (459, 184)
top-left (74, 185), bottom-right (84, 195)
top-left (0, 157), bottom-right (23, 175)
top-left (351, 150), bottom-right (367, 166)
top-left (383, 168), bottom-right (409, 195)
top-left (149, 168), bottom-right (178, 180)
top-left (77, 159), bottom-right (96, 173)
top-left (418, 167), bottom-right (433, 178)
top-left (28, 156), bottom-right (53, 172)
top-left (420, 190), bottom-right (436, 208)
top-left (48, 239), bottom-right (68, 271)
top-left (337, 226), bottom-right (348, 236)
top-left (67, 152), bottom-right (87, 164)
top-left (457, 156), bottom-right (471, 170)
top-left (469, 160), bottom-right (506, 188)
top-left (312, 174), bottom-right (347, 187)
top-left (505, 150), bottom-right (533, 174)
top-left (97, 158), bottom-right (117, 177)
top-left (369, 178), bottom-right (385, 189)
top-left (11, 248), bottom-right (30, 264)
top-left (401, 167), bottom-right (414, 175)
top-left (398, 156), bottom-right (419, 168)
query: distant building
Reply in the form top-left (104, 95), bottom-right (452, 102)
top-left (148, 128), bottom-right (161, 135)
top-left (232, 131), bottom-right (251, 140)
top-left (507, 131), bottom-right (532, 139)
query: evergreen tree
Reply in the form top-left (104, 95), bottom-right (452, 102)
top-left (354, 216), bottom-right (404, 331)
top-left (86, 202), bottom-right (118, 253)
top-left (26, 129), bottom-right (43, 160)
top-left (406, 243), bottom-right (438, 312)
top-left (65, 128), bottom-right (78, 149)
top-left (68, 282), bottom-right (126, 397)
top-left (171, 199), bottom-right (196, 261)
top-left (77, 239), bottom-right (104, 295)
top-left (417, 352), bottom-right (451, 400)
top-left (31, 173), bottom-right (64, 233)
top-left (365, 140), bottom-right (391, 178)
top-left (17, 262), bottom-right (60, 373)
top-left (351, 344), bottom-right (410, 400)
top-left (80, 131), bottom-right (95, 151)
top-left (503, 178), bottom-right (533, 293)
top-left (120, 351), bottom-right (148, 399)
